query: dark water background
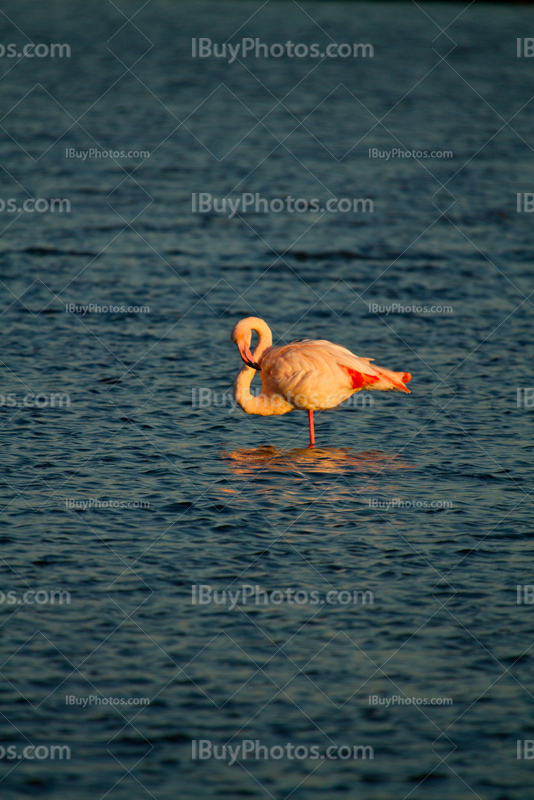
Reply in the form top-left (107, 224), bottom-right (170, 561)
top-left (1, 1), bottom-right (534, 798)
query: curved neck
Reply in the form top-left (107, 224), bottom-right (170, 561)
top-left (234, 320), bottom-right (273, 415)
top-left (234, 364), bottom-right (264, 414)
top-left (250, 319), bottom-right (273, 363)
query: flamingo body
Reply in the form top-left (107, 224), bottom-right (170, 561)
top-left (231, 317), bottom-right (411, 445)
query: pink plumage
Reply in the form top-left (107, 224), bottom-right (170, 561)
top-left (231, 317), bottom-right (411, 447)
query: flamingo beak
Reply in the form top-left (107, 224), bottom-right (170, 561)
top-left (237, 340), bottom-right (261, 371)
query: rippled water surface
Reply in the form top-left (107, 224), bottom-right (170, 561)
top-left (1, 1), bottom-right (534, 798)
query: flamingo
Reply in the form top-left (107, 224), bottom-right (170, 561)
top-left (231, 317), bottom-right (412, 447)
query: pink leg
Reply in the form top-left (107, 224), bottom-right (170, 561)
top-left (308, 410), bottom-right (315, 448)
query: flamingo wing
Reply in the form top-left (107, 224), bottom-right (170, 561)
top-left (299, 340), bottom-right (412, 394)
top-left (259, 339), bottom-right (410, 410)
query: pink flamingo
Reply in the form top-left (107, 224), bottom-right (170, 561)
top-left (231, 317), bottom-right (412, 447)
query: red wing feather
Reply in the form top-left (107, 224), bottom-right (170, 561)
top-left (340, 365), bottom-right (380, 389)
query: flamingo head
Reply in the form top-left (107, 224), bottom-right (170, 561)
top-left (231, 318), bottom-right (264, 371)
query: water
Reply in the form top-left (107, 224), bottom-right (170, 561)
top-left (1, 1), bottom-right (534, 798)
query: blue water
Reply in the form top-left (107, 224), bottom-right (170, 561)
top-left (1, 1), bottom-right (534, 798)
